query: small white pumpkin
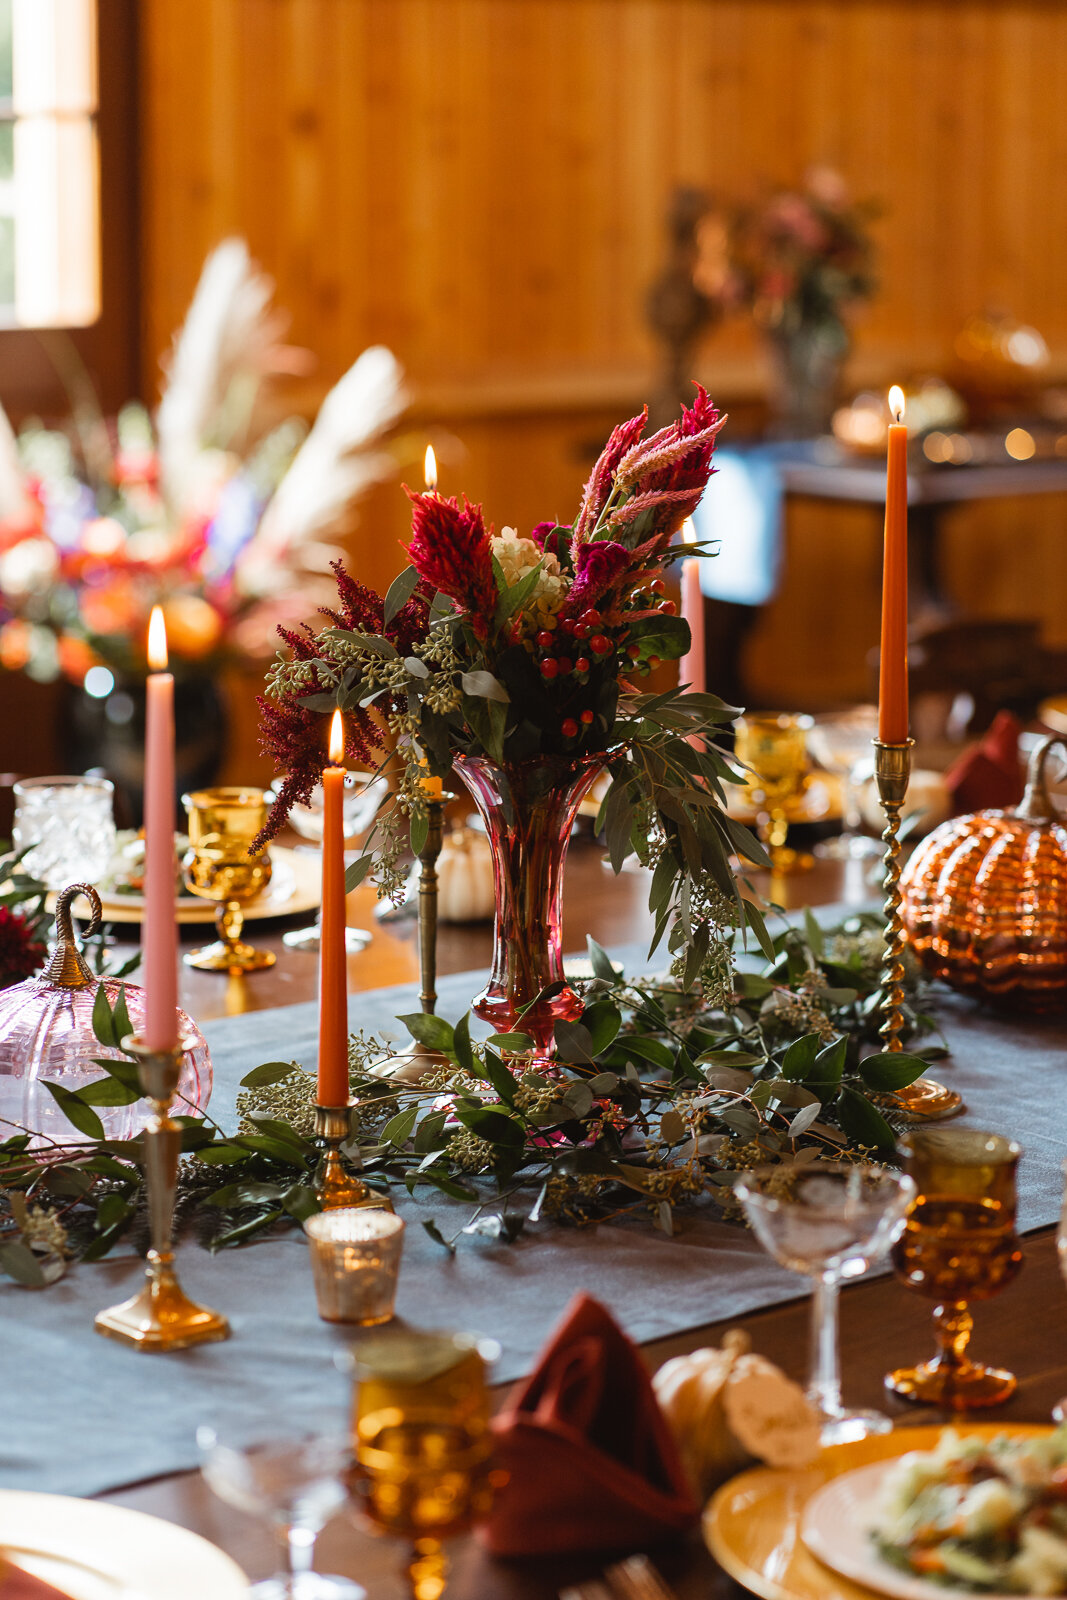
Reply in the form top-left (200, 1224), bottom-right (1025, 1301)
top-left (653, 1329), bottom-right (819, 1497)
top-left (435, 826), bottom-right (495, 923)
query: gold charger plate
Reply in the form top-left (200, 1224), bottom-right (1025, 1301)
top-left (726, 772), bottom-right (843, 827)
top-left (48, 845), bottom-right (320, 927)
top-left (704, 1422), bottom-right (1053, 1600)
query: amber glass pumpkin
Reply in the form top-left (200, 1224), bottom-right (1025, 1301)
top-left (901, 735), bottom-right (1067, 1008)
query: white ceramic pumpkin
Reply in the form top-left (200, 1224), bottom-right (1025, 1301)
top-left (434, 826), bottom-right (495, 923)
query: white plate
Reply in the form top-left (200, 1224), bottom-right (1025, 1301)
top-left (802, 1459), bottom-right (1019, 1600)
top-left (0, 1488), bottom-right (248, 1598)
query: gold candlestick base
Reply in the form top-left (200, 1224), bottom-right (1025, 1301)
top-left (95, 1036), bottom-right (230, 1351)
top-left (315, 1104), bottom-right (393, 1212)
top-left (95, 1250), bottom-right (231, 1351)
top-left (873, 740), bottom-right (963, 1123)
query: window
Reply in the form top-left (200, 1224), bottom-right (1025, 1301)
top-left (0, 0), bottom-right (99, 329)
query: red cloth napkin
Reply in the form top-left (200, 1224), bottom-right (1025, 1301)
top-left (484, 1293), bottom-right (700, 1557)
top-left (0, 1563), bottom-right (73, 1600)
top-left (943, 710), bottom-right (1024, 815)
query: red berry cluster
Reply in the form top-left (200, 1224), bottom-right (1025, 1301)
top-left (534, 608), bottom-right (612, 743)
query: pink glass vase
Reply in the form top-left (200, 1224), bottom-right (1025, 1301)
top-left (453, 752), bottom-right (606, 1058)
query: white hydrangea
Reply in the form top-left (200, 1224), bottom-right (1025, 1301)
top-left (490, 526), bottom-right (566, 633)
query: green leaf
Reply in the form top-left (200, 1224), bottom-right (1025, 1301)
top-left (397, 1012), bottom-right (455, 1053)
top-left (780, 1034), bottom-right (821, 1082)
top-left (240, 1061), bottom-right (302, 1090)
top-left (660, 1109), bottom-right (686, 1143)
top-left (382, 1104), bottom-right (420, 1146)
top-left (808, 1037), bottom-right (848, 1089)
top-left (344, 854), bottom-right (373, 893)
top-left (76, 1076), bottom-right (142, 1107)
top-left (210, 1209), bottom-right (284, 1251)
top-left (42, 1082), bottom-right (105, 1141)
top-left (460, 670), bottom-right (510, 703)
top-left (803, 908), bottom-right (825, 959)
top-left (493, 558), bottom-right (546, 625)
top-left (582, 1000), bottom-right (621, 1055)
top-left (194, 1144), bottom-right (252, 1166)
top-left (96, 1193), bottom-right (133, 1231)
top-left (422, 1218), bottom-right (455, 1254)
top-left (281, 1182), bottom-right (320, 1222)
top-left (452, 1012), bottom-right (475, 1076)
top-left (0, 1240), bottom-right (47, 1286)
top-left (619, 1036), bottom-right (674, 1072)
top-left (834, 1086), bottom-right (897, 1153)
top-left (858, 1051), bottom-right (929, 1092)
top-left (91, 1055), bottom-right (142, 1092)
top-left (91, 985), bottom-right (117, 1048)
top-left (488, 1033), bottom-right (534, 1054)
top-left (205, 1180), bottom-right (287, 1210)
top-left (587, 1071), bottom-right (619, 1095)
top-left (410, 810), bottom-right (429, 858)
top-left (384, 564), bottom-right (420, 624)
top-left (453, 1102), bottom-right (524, 1146)
top-left (586, 937), bottom-right (620, 982)
top-left (482, 1047), bottom-right (518, 1107)
top-left (553, 1019), bottom-right (596, 1064)
top-left (112, 986), bottom-right (133, 1049)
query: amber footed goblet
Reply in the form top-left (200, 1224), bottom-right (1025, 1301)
top-left (886, 1127), bottom-right (1023, 1409)
top-left (352, 1331), bottom-right (501, 1600)
top-left (182, 787), bottom-right (276, 974)
top-left (734, 712), bottom-right (814, 874)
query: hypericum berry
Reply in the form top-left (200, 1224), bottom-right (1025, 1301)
top-left (575, 656), bottom-right (590, 674)
top-left (650, 578), bottom-right (666, 595)
top-left (579, 608), bottom-right (601, 628)
top-left (561, 717), bottom-right (579, 739)
top-left (626, 644), bottom-right (641, 660)
top-left (539, 657), bottom-right (559, 679)
top-left (658, 599), bottom-right (676, 615)
top-left (590, 634), bottom-right (612, 656)
top-left (557, 657), bottom-right (573, 675)
top-left (647, 655), bottom-right (661, 670)
top-left (537, 630), bottom-right (554, 649)
top-left (580, 708), bottom-right (594, 725)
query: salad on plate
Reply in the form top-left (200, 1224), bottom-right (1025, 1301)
top-left (874, 1426), bottom-right (1067, 1594)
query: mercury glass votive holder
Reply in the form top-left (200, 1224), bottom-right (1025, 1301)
top-left (304, 1208), bottom-right (405, 1325)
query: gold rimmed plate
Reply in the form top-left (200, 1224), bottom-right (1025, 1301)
top-left (704, 1423), bottom-right (1054, 1600)
top-left (47, 846), bottom-right (320, 926)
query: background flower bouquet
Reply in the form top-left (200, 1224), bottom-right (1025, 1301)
top-left (0, 239), bottom-right (407, 687)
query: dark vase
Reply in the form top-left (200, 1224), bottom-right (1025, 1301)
top-left (452, 751), bottom-right (606, 1061)
top-left (766, 319), bottom-right (848, 438)
top-left (59, 672), bottom-right (229, 827)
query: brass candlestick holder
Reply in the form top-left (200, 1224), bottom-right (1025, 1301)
top-left (386, 791), bottom-right (456, 1081)
top-left (874, 739), bottom-right (962, 1121)
top-left (314, 1103), bottom-right (392, 1213)
top-left (95, 1035), bottom-right (230, 1350)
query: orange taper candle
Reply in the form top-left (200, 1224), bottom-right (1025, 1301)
top-left (317, 710), bottom-right (349, 1106)
top-left (878, 386), bottom-right (909, 744)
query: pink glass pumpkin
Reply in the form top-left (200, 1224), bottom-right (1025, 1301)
top-left (0, 884), bottom-right (212, 1146)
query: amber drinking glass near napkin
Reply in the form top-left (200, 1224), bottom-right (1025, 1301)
top-left (484, 1292), bottom-right (699, 1557)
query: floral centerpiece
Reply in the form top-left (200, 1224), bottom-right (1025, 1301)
top-left (259, 386), bottom-right (776, 1051)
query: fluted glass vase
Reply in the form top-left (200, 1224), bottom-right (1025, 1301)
top-left (452, 752), bottom-right (606, 1059)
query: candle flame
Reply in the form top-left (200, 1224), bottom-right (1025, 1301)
top-left (888, 385), bottom-right (906, 423)
top-left (147, 605), bottom-right (168, 671)
top-left (423, 444), bottom-right (438, 491)
top-left (680, 517), bottom-right (697, 547)
top-left (328, 708), bottom-right (345, 764)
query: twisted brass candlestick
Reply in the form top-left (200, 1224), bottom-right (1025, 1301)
top-left (314, 1102), bottom-right (393, 1212)
top-left (95, 1035), bottom-right (230, 1350)
top-left (874, 739), bottom-right (962, 1121)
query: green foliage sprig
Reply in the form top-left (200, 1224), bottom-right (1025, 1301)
top-left (0, 911), bottom-right (944, 1284)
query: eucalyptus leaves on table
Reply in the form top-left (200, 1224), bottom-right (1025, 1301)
top-left (0, 910), bottom-right (943, 1283)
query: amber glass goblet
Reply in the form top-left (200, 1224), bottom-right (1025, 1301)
top-left (734, 712), bottom-right (813, 873)
top-left (182, 787), bottom-right (276, 974)
top-left (887, 1127), bottom-right (1023, 1409)
top-left (352, 1330), bottom-right (500, 1600)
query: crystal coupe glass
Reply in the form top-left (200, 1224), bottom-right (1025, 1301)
top-left (735, 1163), bottom-right (916, 1444)
top-left (13, 774), bottom-right (116, 887)
top-left (199, 1428), bottom-right (364, 1600)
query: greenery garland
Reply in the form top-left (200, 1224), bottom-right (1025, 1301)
top-left (0, 909), bottom-right (942, 1285)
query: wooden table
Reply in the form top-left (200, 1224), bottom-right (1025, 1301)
top-left (95, 845), bottom-right (1061, 1598)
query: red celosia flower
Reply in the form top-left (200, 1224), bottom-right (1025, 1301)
top-left (599, 385), bottom-right (725, 554)
top-left (405, 489), bottom-right (496, 636)
top-left (573, 411), bottom-right (648, 542)
top-left (0, 905), bottom-right (46, 989)
top-left (561, 541), bottom-right (630, 617)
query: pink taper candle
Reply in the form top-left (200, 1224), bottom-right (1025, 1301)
top-left (878, 386), bottom-right (910, 744)
top-left (318, 710), bottom-right (349, 1106)
top-left (143, 606), bottom-right (178, 1052)
top-left (678, 520), bottom-right (706, 695)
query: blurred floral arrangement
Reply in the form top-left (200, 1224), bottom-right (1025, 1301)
top-left (0, 239), bottom-right (407, 686)
top-left (700, 167), bottom-right (877, 345)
